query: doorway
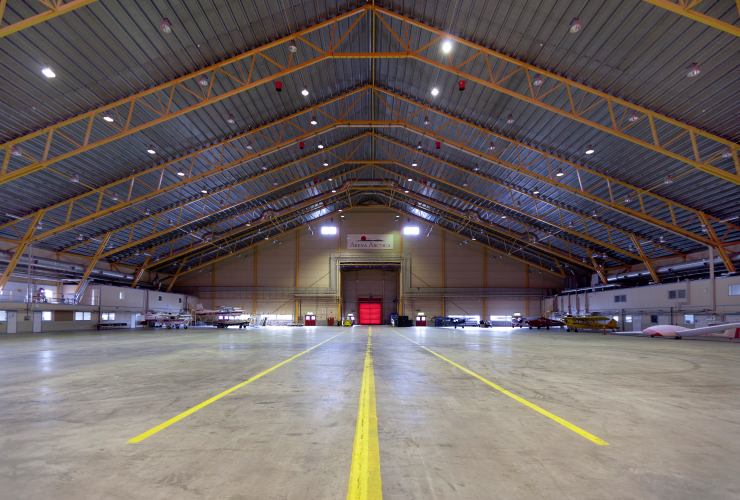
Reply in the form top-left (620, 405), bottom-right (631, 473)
top-left (341, 268), bottom-right (398, 325)
top-left (32, 311), bottom-right (42, 333)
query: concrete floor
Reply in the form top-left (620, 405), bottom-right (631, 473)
top-left (0, 325), bottom-right (739, 499)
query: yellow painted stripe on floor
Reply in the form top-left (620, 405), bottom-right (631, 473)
top-left (347, 326), bottom-right (383, 500)
top-left (127, 330), bottom-right (347, 443)
top-left (394, 331), bottom-right (609, 446)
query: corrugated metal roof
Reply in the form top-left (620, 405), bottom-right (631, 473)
top-left (1, 0), bottom-right (738, 281)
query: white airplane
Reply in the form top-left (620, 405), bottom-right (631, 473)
top-left (195, 304), bottom-right (250, 328)
top-left (607, 322), bottom-right (740, 340)
top-left (145, 311), bottom-right (190, 329)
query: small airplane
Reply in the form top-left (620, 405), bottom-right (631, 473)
top-left (146, 311), bottom-right (190, 329)
top-left (561, 315), bottom-right (619, 333)
top-left (608, 322), bottom-right (740, 340)
top-left (512, 316), bottom-right (565, 330)
top-left (194, 304), bottom-right (250, 328)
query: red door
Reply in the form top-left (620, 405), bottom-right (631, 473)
top-left (305, 315), bottom-right (316, 326)
top-left (415, 315), bottom-right (427, 326)
top-left (359, 303), bottom-right (382, 325)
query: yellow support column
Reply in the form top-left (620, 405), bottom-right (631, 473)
top-left (525, 264), bottom-right (530, 317)
top-left (295, 230), bottom-right (300, 321)
top-left (483, 247), bottom-right (487, 322)
top-left (441, 231), bottom-right (445, 317)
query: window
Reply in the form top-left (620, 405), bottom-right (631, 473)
top-left (729, 284), bottom-right (740, 296)
top-left (158, 296), bottom-right (163, 302)
top-left (277, 314), bottom-right (292, 320)
top-left (685, 314), bottom-right (695, 325)
top-left (0, 311), bottom-right (6, 321)
top-left (178, 297), bottom-right (182, 304)
top-left (490, 315), bottom-right (512, 322)
top-left (668, 290), bottom-right (686, 299)
top-left (403, 226), bottom-right (419, 235)
top-left (42, 289), bottom-right (53, 300)
top-left (612, 315), bottom-right (619, 322)
top-left (41, 311), bottom-right (52, 321)
top-left (74, 312), bottom-right (91, 321)
top-left (321, 226), bottom-right (337, 235)
top-left (625, 315), bottom-right (632, 323)
top-left (614, 295), bottom-right (627, 303)
top-left (101, 312), bottom-right (116, 321)
top-left (650, 314), bottom-right (658, 324)
top-left (119, 291), bottom-right (124, 300)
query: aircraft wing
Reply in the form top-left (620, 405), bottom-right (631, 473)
top-left (679, 322), bottom-right (740, 337)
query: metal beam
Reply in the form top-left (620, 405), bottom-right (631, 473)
top-left (74, 233), bottom-right (111, 294)
top-left (370, 87), bottom-right (740, 247)
top-left (642, 0), bottom-right (740, 38)
top-left (697, 212), bottom-right (736, 272)
top-left (372, 6), bottom-right (740, 187)
top-left (0, 0), bottom-right (99, 39)
top-left (0, 6), bottom-right (371, 184)
top-left (0, 212), bottom-right (43, 290)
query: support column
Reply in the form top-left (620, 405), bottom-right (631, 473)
top-left (253, 246), bottom-right (258, 315)
top-left (483, 247), bottom-right (487, 322)
top-left (441, 230), bottom-right (445, 316)
top-left (709, 245), bottom-right (716, 314)
top-left (211, 262), bottom-right (216, 309)
top-left (525, 264), bottom-right (530, 317)
top-left (295, 230), bottom-right (300, 321)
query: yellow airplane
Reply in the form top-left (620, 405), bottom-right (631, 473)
top-left (561, 315), bottom-right (619, 333)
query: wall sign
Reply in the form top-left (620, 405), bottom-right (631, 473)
top-left (347, 234), bottom-right (393, 249)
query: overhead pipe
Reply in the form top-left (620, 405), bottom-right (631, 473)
top-left (0, 250), bottom-right (134, 280)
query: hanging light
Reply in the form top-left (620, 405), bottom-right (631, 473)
top-left (103, 111), bottom-right (114, 122)
top-left (246, 140), bottom-right (253, 150)
top-left (506, 114), bottom-right (515, 124)
top-left (532, 74), bottom-right (543, 86)
top-left (198, 74), bottom-right (209, 86)
top-left (261, 164), bottom-right (268, 170)
top-left (624, 195), bottom-right (631, 203)
top-left (177, 167), bottom-right (185, 176)
top-left (532, 187), bottom-right (540, 194)
top-left (408, 178), bottom-right (413, 182)
top-left (310, 115), bottom-right (317, 125)
top-left (463, 181), bottom-right (468, 187)
top-left (585, 144), bottom-right (595, 154)
top-left (411, 161), bottom-right (417, 167)
top-left (628, 110), bottom-right (640, 122)
top-left (226, 113), bottom-right (235, 124)
top-left (424, 115), bottom-right (429, 125)
top-left (111, 193), bottom-right (118, 201)
top-left (442, 40), bottom-right (452, 53)
top-left (331, 189), bottom-right (336, 193)
top-left (473, 164), bottom-right (479, 171)
top-left (317, 142), bottom-right (324, 149)
top-left (323, 159), bottom-right (329, 167)
top-left (417, 141), bottom-right (422, 150)
top-left (201, 188), bottom-right (208, 193)
top-left (10, 145), bottom-right (22, 157)
top-left (489, 141), bottom-right (495, 151)
top-left (686, 62), bottom-right (701, 78)
top-left (33, 222), bottom-right (42, 230)
top-left (77, 233), bottom-right (84, 241)
top-left (273, 181), bottom-right (278, 186)
top-left (629, 244), bottom-right (635, 252)
top-left (721, 146), bottom-right (733, 158)
top-left (41, 65), bottom-right (56, 78)
top-left (568, 221), bottom-right (574, 228)
top-left (664, 174), bottom-right (673, 185)
top-left (404, 189), bottom-right (409, 193)
top-left (701, 224), bottom-right (708, 233)
top-left (569, 17), bottom-right (581, 33)
top-left (147, 145), bottom-right (156, 154)
top-left (592, 210), bottom-right (599, 218)
top-left (288, 40), bottom-right (297, 53)
top-left (659, 236), bottom-right (666, 243)
top-left (301, 86), bottom-right (309, 96)
top-left (431, 87), bottom-right (439, 96)
top-left (70, 173), bottom-right (79, 183)
top-left (160, 17), bottom-right (172, 33)
top-left (555, 167), bottom-right (563, 177)
top-left (144, 208), bottom-right (150, 216)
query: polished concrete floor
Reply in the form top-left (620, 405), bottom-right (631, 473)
top-left (0, 325), bottom-right (739, 499)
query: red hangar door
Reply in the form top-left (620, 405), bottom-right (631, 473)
top-left (358, 302), bottom-right (382, 325)
top-left (305, 314), bottom-right (316, 326)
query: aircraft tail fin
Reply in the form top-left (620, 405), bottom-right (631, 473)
top-left (606, 319), bottom-right (618, 329)
top-left (196, 303), bottom-right (204, 311)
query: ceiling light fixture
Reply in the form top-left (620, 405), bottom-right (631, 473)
top-left (569, 17), bottom-right (581, 33)
top-left (473, 164), bottom-right (479, 171)
top-left (310, 115), bottom-right (317, 125)
top-left (201, 189), bottom-right (208, 193)
top-left (412, 161), bottom-right (417, 167)
top-left (532, 187), bottom-right (540, 194)
top-left (721, 146), bottom-right (733, 158)
top-left (664, 174), bottom-right (673, 185)
top-left (317, 142), bottom-right (324, 149)
top-left (506, 114), bottom-right (515, 124)
top-left (442, 40), bottom-right (452, 53)
top-left (585, 145), bottom-right (595, 154)
top-left (592, 210), bottom-right (599, 218)
top-left (628, 111), bottom-right (640, 122)
top-left (177, 168), bottom-right (185, 176)
top-left (431, 87), bottom-right (439, 96)
top-left (288, 40), bottom-right (297, 53)
top-left (111, 193), bottom-right (118, 201)
top-left (489, 141), bottom-right (495, 151)
top-left (160, 17), bottom-right (172, 33)
top-left (532, 74), bottom-right (543, 86)
top-left (555, 167), bottom-right (563, 177)
top-left (331, 189), bottom-right (336, 193)
top-left (226, 113), bottom-right (235, 124)
top-left (301, 86), bottom-right (309, 96)
top-left (408, 178), bottom-right (412, 182)
top-left (198, 74), bottom-right (209, 86)
top-left (103, 111), bottom-right (114, 122)
top-left (417, 142), bottom-right (422, 150)
top-left (41, 65), bottom-right (56, 78)
top-left (147, 145), bottom-right (156, 154)
top-left (686, 62), bottom-right (701, 78)
top-left (424, 115), bottom-right (429, 125)
top-left (10, 145), bottom-right (22, 157)
top-left (77, 233), bottom-right (84, 241)
top-left (323, 160), bottom-right (329, 167)
top-left (70, 173), bottom-right (78, 183)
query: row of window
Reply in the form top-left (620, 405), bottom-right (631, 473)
top-left (614, 289), bottom-right (687, 303)
top-left (0, 311), bottom-right (110, 321)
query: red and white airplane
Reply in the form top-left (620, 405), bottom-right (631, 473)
top-left (609, 322), bottom-right (740, 340)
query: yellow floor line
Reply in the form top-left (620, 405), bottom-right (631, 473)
top-left (127, 330), bottom-right (347, 444)
top-left (394, 330), bottom-right (609, 446)
top-left (347, 326), bottom-right (383, 500)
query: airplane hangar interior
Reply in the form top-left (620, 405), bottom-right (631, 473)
top-left (1, 1), bottom-right (739, 498)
